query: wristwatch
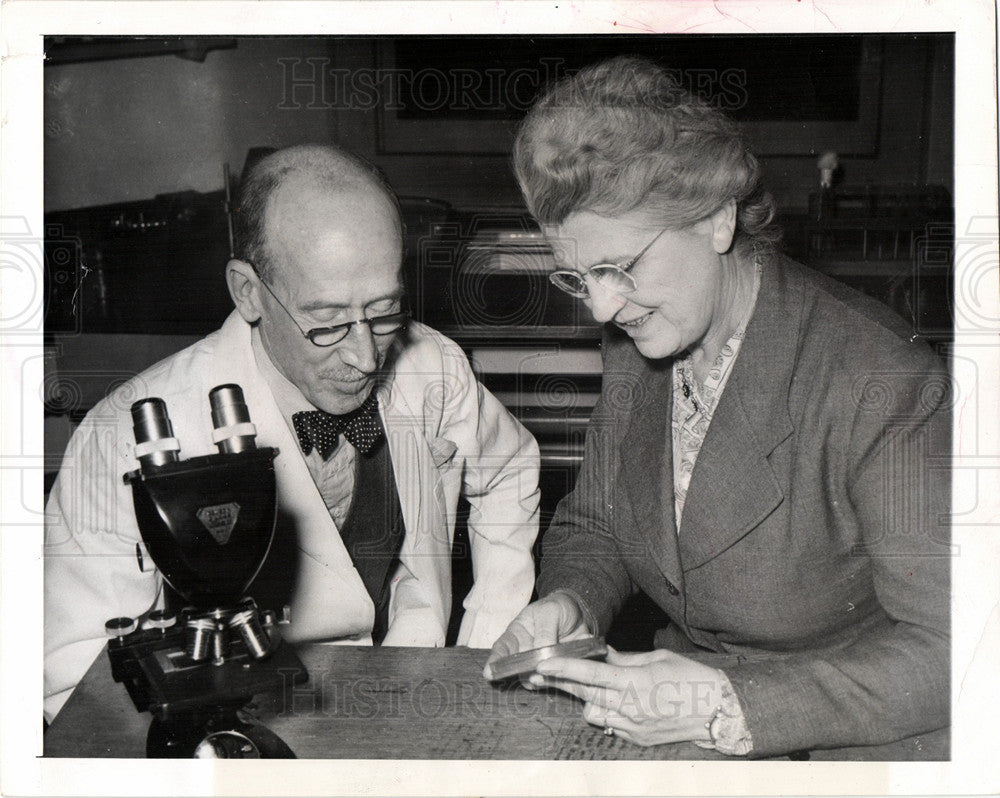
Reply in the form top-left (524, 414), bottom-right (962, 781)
top-left (696, 670), bottom-right (754, 756)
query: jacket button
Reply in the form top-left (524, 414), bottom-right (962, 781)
top-left (666, 581), bottom-right (680, 596)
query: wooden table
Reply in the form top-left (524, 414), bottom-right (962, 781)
top-left (44, 645), bottom-right (946, 760)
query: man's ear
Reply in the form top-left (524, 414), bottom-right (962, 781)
top-left (225, 259), bottom-right (263, 323)
top-left (709, 200), bottom-right (737, 254)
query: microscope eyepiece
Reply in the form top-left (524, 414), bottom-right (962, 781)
top-left (130, 398), bottom-right (181, 468)
top-left (209, 384), bottom-right (258, 453)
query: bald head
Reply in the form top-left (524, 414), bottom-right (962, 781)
top-left (233, 144), bottom-right (402, 282)
top-left (225, 145), bottom-right (407, 413)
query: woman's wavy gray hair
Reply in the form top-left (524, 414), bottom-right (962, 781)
top-left (513, 56), bottom-right (780, 257)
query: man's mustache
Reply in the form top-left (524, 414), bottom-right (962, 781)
top-left (319, 355), bottom-right (388, 383)
top-left (320, 368), bottom-right (375, 382)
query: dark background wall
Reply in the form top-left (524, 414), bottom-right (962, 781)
top-left (45, 35), bottom-right (953, 214)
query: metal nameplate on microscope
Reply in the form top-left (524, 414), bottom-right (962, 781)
top-left (486, 636), bottom-right (607, 681)
top-left (196, 502), bottom-right (241, 544)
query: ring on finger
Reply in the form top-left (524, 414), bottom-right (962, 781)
top-left (603, 725), bottom-right (615, 738)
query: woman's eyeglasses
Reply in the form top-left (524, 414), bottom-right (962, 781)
top-left (548, 226), bottom-right (670, 299)
top-left (251, 264), bottom-right (409, 348)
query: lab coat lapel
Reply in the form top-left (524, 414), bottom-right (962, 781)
top-left (377, 371), bottom-right (425, 553)
top-left (378, 345), bottom-right (453, 633)
top-left (376, 346), bottom-right (452, 558)
top-left (618, 357), bottom-right (685, 591)
top-left (208, 313), bottom-right (369, 583)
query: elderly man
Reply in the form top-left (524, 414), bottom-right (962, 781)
top-left (44, 144), bottom-right (540, 721)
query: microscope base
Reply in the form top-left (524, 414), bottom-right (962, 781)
top-left (146, 705), bottom-right (297, 758)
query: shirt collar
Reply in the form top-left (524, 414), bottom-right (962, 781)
top-left (251, 324), bottom-right (320, 420)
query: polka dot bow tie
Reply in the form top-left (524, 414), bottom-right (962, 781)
top-left (291, 393), bottom-right (383, 459)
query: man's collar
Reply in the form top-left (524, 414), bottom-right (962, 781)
top-left (250, 324), bottom-right (320, 419)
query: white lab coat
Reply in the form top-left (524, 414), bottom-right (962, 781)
top-left (44, 313), bottom-right (540, 721)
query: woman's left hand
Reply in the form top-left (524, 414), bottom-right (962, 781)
top-left (531, 647), bottom-right (724, 747)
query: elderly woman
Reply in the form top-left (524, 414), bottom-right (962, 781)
top-left (486, 57), bottom-right (950, 758)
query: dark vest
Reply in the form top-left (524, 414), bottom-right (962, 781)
top-left (337, 432), bottom-right (405, 644)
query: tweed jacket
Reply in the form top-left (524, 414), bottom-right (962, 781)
top-left (45, 314), bottom-right (540, 721)
top-left (537, 254), bottom-right (951, 758)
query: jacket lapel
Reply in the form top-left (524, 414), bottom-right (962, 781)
top-left (677, 385), bottom-right (786, 569)
top-left (617, 352), bottom-right (685, 590)
top-left (678, 257), bottom-right (799, 570)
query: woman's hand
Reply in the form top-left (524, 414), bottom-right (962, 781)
top-left (531, 648), bottom-right (724, 747)
top-left (483, 591), bottom-right (592, 680)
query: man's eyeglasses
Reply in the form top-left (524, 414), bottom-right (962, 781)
top-left (548, 225), bottom-right (670, 299)
top-left (251, 265), bottom-right (409, 348)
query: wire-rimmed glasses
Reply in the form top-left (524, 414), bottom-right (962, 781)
top-left (250, 263), bottom-right (410, 348)
top-left (548, 225), bottom-right (670, 299)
